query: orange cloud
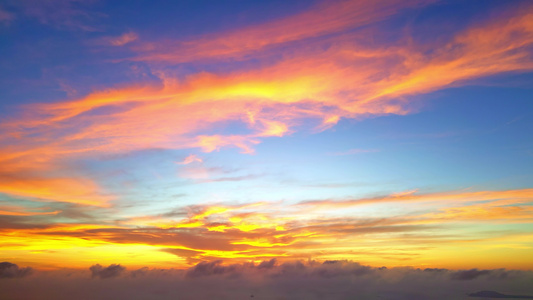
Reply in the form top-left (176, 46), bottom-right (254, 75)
top-left (0, 159), bottom-right (113, 207)
top-left (133, 0), bottom-right (432, 63)
top-left (115, 188), bottom-right (533, 260)
top-left (1, 2), bottom-right (532, 212)
top-left (0, 204), bottom-right (60, 216)
top-left (298, 188), bottom-right (533, 209)
top-left (5, 3), bottom-right (532, 157)
top-left (2, 187), bottom-right (532, 268)
top-left (364, 8), bottom-right (533, 103)
top-left (176, 154), bottom-right (203, 165)
top-left (418, 205), bottom-right (533, 223)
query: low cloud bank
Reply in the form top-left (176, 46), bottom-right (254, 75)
top-left (1, 260), bottom-right (532, 300)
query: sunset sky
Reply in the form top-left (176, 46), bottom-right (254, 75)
top-left (1, 0), bottom-right (533, 281)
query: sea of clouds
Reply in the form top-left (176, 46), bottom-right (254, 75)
top-left (2, 260), bottom-right (533, 300)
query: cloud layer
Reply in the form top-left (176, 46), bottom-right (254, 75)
top-left (1, 260), bottom-right (533, 300)
top-left (1, 187), bottom-right (532, 269)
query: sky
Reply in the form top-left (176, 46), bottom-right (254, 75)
top-left (0, 0), bottom-right (533, 298)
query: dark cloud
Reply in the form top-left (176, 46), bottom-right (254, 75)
top-left (424, 268), bottom-right (448, 273)
top-left (185, 260), bottom-right (249, 278)
top-left (0, 262), bottom-right (33, 278)
top-left (257, 258), bottom-right (277, 269)
top-left (90, 264), bottom-right (125, 279)
top-left (450, 269), bottom-right (491, 280)
top-left (312, 260), bottom-right (373, 278)
top-left (130, 267), bottom-right (149, 278)
top-left (0, 213), bottom-right (56, 231)
top-left (185, 259), bottom-right (374, 280)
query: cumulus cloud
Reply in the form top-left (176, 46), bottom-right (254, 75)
top-left (257, 258), bottom-right (277, 269)
top-left (89, 264), bottom-right (125, 279)
top-left (0, 262), bottom-right (33, 279)
top-left (186, 260), bottom-right (245, 278)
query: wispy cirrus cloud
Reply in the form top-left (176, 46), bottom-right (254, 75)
top-left (3, 1), bottom-right (532, 158)
top-left (175, 154), bottom-right (202, 165)
top-left (0, 163), bottom-right (113, 207)
top-left (132, 0), bottom-right (433, 63)
top-left (0, 0), bottom-right (533, 255)
top-left (109, 32), bottom-right (138, 46)
top-left (9, 0), bottom-right (104, 31)
top-left (297, 188), bottom-right (533, 209)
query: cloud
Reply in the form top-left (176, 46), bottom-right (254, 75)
top-left (90, 264), bottom-right (125, 279)
top-left (469, 291), bottom-right (533, 298)
top-left (0, 7), bottom-right (15, 25)
top-left (450, 269), bottom-right (492, 280)
top-left (1, 2), bottom-right (533, 272)
top-left (11, 0), bottom-right (104, 31)
top-left (0, 170), bottom-right (114, 207)
top-left (416, 204), bottom-right (533, 223)
top-left (0, 204), bottom-right (60, 216)
top-left (1, 2), bottom-right (532, 207)
top-left (184, 259), bottom-right (372, 279)
top-left (2, 187), bottom-right (532, 268)
top-left (132, 0), bottom-right (432, 63)
top-left (328, 148), bottom-right (379, 156)
top-left (176, 154), bottom-right (202, 165)
top-left (1, 261), bottom-right (533, 300)
top-left (297, 188), bottom-right (533, 210)
top-left (257, 258), bottom-right (277, 269)
top-left (0, 262), bottom-right (33, 278)
top-left (185, 260), bottom-right (243, 278)
top-left (109, 32), bottom-right (138, 46)
top-left (197, 174), bottom-right (262, 183)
